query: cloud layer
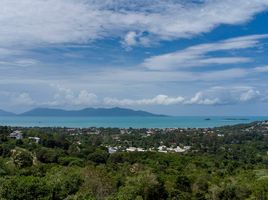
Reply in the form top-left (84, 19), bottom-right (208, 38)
top-left (104, 87), bottom-right (262, 106)
top-left (1, 1), bottom-right (268, 115)
top-left (1, 0), bottom-right (268, 49)
top-left (4, 86), bottom-right (264, 107)
top-left (143, 34), bottom-right (268, 70)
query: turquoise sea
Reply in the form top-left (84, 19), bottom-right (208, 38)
top-left (0, 116), bottom-right (268, 128)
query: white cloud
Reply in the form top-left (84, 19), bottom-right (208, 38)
top-left (187, 92), bottom-right (220, 105)
top-left (4, 85), bottom-right (98, 107)
top-left (198, 57), bottom-right (251, 65)
top-left (90, 68), bottom-right (249, 83)
top-left (46, 85), bottom-right (98, 107)
top-left (122, 31), bottom-right (153, 48)
top-left (261, 92), bottom-right (268, 102)
top-left (1, 85), bottom-right (264, 108)
top-left (143, 34), bottom-right (268, 70)
top-left (0, 48), bottom-right (22, 58)
top-left (104, 95), bottom-right (185, 106)
top-left (197, 68), bottom-right (249, 81)
top-left (11, 93), bottom-right (35, 106)
top-left (254, 65), bottom-right (268, 73)
top-left (123, 31), bottom-right (139, 46)
top-left (186, 87), bottom-right (261, 105)
top-left (0, 66), bottom-right (250, 87)
top-left (13, 59), bottom-right (39, 67)
top-left (0, 59), bottom-right (39, 67)
top-left (103, 86), bottom-right (262, 106)
top-left (76, 90), bottom-right (98, 106)
top-left (0, 0), bottom-right (268, 49)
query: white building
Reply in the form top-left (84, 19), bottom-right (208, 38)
top-left (158, 145), bottom-right (191, 153)
top-left (28, 137), bottom-right (41, 144)
top-left (158, 145), bottom-right (168, 153)
top-left (126, 147), bottom-right (137, 152)
top-left (108, 147), bottom-right (118, 154)
top-left (126, 147), bottom-right (146, 152)
top-left (9, 130), bottom-right (23, 140)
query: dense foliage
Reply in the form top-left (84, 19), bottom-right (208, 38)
top-left (0, 122), bottom-right (268, 199)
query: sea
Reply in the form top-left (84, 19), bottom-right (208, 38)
top-left (0, 116), bottom-right (268, 128)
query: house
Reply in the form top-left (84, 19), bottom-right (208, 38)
top-left (174, 146), bottom-right (188, 153)
top-left (146, 129), bottom-right (155, 135)
top-left (126, 147), bottom-right (137, 152)
top-left (158, 145), bottom-right (168, 153)
top-left (28, 137), bottom-right (41, 144)
top-left (126, 147), bottom-right (146, 152)
top-left (108, 147), bottom-right (118, 154)
top-left (136, 148), bottom-right (145, 152)
top-left (158, 145), bottom-right (191, 153)
top-left (120, 129), bottom-right (131, 134)
top-left (184, 146), bottom-right (191, 150)
top-left (9, 130), bottom-right (23, 140)
top-left (88, 130), bottom-right (101, 135)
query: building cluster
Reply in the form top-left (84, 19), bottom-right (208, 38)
top-left (9, 130), bottom-right (23, 140)
top-left (9, 130), bottom-right (40, 143)
top-left (65, 127), bottom-right (224, 136)
top-left (244, 121), bottom-right (268, 133)
top-left (157, 145), bottom-right (191, 153)
top-left (108, 145), bottom-right (191, 154)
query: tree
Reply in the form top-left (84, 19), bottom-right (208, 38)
top-left (45, 167), bottom-right (83, 200)
top-left (36, 147), bottom-right (60, 163)
top-left (12, 149), bottom-right (33, 168)
top-left (116, 171), bottom-right (167, 200)
top-left (0, 176), bottom-right (50, 200)
top-left (218, 183), bottom-right (251, 200)
top-left (175, 175), bottom-right (192, 193)
top-left (87, 149), bottom-right (109, 164)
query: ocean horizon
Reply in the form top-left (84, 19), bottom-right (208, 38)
top-left (0, 116), bottom-right (267, 128)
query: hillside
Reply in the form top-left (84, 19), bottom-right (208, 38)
top-left (20, 107), bottom-right (165, 117)
top-left (0, 109), bottom-right (15, 116)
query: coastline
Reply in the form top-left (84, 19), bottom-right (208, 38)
top-left (1, 117), bottom-right (267, 129)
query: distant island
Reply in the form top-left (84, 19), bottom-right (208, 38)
top-left (0, 109), bottom-right (15, 116)
top-left (0, 107), bottom-right (166, 117)
top-left (223, 118), bottom-right (250, 121)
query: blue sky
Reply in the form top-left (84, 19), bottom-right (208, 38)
top-left (1, 0), bottom-right (268, 115)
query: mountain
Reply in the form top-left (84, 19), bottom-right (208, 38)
top-left (0, 109), bottom-right (15, 116)
top-left (20, 107), bottom-right (166, 117)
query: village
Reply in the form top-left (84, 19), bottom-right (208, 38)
top-left (8, 128), bottom-right (192, 154)
top-left (1, 120), bottom-right (268, 199)
top-left (7, 121), bottom-right (268, 156)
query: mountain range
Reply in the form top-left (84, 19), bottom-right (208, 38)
top-left (0, 109), bottom-right (15, 116)
top-left (0, 107), bottom-right (165, 117)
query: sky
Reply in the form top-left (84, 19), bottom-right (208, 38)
top-left (1, 0), bottom-right (268, 116)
